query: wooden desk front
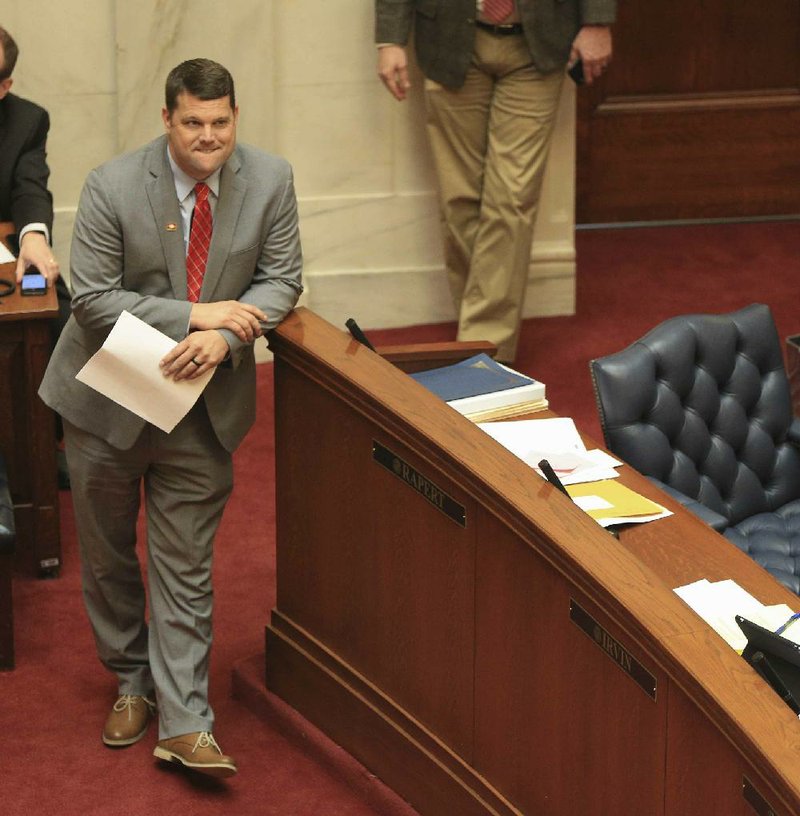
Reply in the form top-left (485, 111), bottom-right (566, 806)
top-left (266, 307), bottom-right (800, 816)
top-left (0, 223), bottom-right (60, 576)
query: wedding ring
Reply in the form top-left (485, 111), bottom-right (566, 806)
top-left (191, 358), bottom-right (201, 366)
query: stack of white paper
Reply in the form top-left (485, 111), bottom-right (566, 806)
top-left (478, 417), bottom-right (622, 485)
top-left (674, 578), bottom-right (798, 652)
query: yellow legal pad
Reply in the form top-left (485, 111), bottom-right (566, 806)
top-left (565, 479), bottom-right (667, 523)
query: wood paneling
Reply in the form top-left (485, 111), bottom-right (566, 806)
top-left (577, 1), bottom-right (800, 222)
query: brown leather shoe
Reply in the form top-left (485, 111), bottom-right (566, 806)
top-left (102, 694), bottom-right (156, 747)
top-left (154, 731), bottom-right (237, 778)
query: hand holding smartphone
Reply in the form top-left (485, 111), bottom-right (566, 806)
top-left (21, 268), bottom-right (47, 296)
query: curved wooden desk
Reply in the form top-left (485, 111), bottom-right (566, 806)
top-left (265, 307), bottom-right (800, 816)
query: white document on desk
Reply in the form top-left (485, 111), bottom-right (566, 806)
top-left (0, 243), bottom-right (15, 264)
top-left (478, 417), bottom-right (622, 484)
top-left (674, 578), bottom-right (796, 652)
top-left (75, 310), bottom-right (214, 433)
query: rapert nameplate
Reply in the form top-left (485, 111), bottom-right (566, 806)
top-left (570, 600), bottom-right (657, 700)
top-left (372, 441), bottom-right (466, 527)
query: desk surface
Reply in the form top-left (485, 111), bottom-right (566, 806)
top-left (557, 407), bottom-right (794, 606)
top-left (0, 222), bottom-right (58, 322)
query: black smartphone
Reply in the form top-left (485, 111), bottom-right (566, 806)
top-left (21, 270), bottom-right (47, 295)
top-left (568, 59), bottom-right (584, 85)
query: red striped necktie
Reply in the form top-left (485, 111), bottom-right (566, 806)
top-left (482, 0), bottom-right (514, 23)
top-left (186, 182), bottom-right (212, 302)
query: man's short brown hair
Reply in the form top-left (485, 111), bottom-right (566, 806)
top-left (164, 58), bottom-right (235, 114)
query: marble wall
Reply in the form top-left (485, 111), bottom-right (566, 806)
top-left (6, 0), bottom-right (576, 337)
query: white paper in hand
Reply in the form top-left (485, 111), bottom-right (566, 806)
top-left (76, 310), bottom-right (215, 433)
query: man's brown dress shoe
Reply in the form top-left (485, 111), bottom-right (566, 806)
top-left (153, 731), bottom-right (237, 778)
top-left (102, 694), bottom-right (156, 746)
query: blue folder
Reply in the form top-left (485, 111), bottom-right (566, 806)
top-left (410, 354), bottom-right (536, 402)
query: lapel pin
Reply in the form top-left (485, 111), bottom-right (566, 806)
top-left (165, 222), bottom-right (178, 231)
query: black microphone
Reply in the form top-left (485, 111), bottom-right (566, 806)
top-left (538, 459), bottom-right (570, 497)
top-left (345, 318), bottom-right (375, 351)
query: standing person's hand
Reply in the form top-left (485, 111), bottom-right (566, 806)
top-left (378, 45), bottom-right (411, 101)
top-left (569, 26), bottom-right (613, 85)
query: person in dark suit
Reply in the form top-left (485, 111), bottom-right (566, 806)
top-left (39, 58), bottom-right (303, 778)
top-left (375, 0), bottom-right (616, 363)
top-left (0, 25), bottom-right (71, 487)
top-left (0, 26), bottom-right (61, 284)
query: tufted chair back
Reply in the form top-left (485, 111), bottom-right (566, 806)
top-left (590, 304), bottom-right (800, 592)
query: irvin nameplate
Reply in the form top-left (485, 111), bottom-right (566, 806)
top-left (372, 441), bottom-right (466, 527)
top-left (570, 599), bottom-right (657, 700)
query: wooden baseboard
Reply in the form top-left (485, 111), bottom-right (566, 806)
top-left (264, 614), bottom-right (520, 816)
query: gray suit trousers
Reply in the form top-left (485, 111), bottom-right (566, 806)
top-left (64, 399), bottom-right (233, 739)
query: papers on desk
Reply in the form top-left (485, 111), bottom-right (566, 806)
top-left (0, 242), bottom-right (15, 264)
top-left (674, 578), bottom-right (798, 653)
top-left (478, 417), bottom-right (620, 484)
top-left (478, 417), bottom-right (672, 527)
top-left (76, 310), bottom-right (215, 433)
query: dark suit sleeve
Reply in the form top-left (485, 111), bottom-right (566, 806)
top-left (580, 1), bottom-right (617, 24)
top-left (375, 0), bottom-right (416, 45)
top-left (11, 106), bottom-right (54, 235)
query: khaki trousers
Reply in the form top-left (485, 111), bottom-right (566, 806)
top-left (425, 28), bottom-right (564, 362)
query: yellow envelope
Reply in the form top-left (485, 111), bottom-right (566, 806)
top-left (566, 480), bottom-right (666, 522)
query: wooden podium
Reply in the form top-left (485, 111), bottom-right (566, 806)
top-left (265, 307), bottom-right (800, 816)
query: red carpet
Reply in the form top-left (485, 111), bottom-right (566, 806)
top-left (2, 221), bottom-right (799, 815)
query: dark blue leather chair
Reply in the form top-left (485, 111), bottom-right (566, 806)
top-left (0, 453), bottom-right (15, 668)
top-left (590, 304), bottom-right (800, 593)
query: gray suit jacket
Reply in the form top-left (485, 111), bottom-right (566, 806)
top-left (39, 135), bottom-right (303, 453)
top-left (375, 0), bottom-right (617, 86)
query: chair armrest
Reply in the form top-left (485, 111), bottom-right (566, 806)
top-left (646, 476), bottom-right (729, 532)
top-left (377, 341), bottom-right (497, 374)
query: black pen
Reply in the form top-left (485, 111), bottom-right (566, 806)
top-left (751, 651), bottom-right (800, 716)
top-left (538, 458), bottom-right (570, 497)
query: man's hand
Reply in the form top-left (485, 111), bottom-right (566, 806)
top-left (159, 329), bottom-right (230, 381)
top-left (15, 231), bottom-right (60, 283)
top-left (378, 45), bottom-right (410, 101)
top-left (569, 26), bottom-right (613, 86)
top-left (189, 300), bottom-right (267, 344)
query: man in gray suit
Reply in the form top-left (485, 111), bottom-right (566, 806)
top-left (376, 0), bottom-right (615, 363)
top-left (39, 58), bottom-right (302, 778)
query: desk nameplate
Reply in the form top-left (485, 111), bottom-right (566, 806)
top-left (570, 599), bottom-right (657, 700)
top-left (372, 441), bottom-right (466, 527)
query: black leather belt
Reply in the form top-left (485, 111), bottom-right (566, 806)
top-left (475, 20), bottom-right (524, 36)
